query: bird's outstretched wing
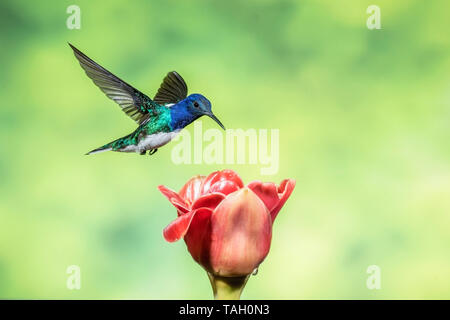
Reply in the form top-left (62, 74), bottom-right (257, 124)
top-left (153, 71), bottom-right (188, 105)
top-left (69, 43), bottom-right (162, 124)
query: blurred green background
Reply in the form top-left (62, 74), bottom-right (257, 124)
top-left (1, 0), bottom-right (449, 299)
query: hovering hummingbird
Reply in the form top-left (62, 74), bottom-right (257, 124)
top-left (69, 43), bottom-right (225, 156)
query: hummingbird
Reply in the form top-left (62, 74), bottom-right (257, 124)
top-left (69, 43), bottom-right (225, 156)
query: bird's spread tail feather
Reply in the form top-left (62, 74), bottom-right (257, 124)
top-left (86, 133), bottom-right (133, 155)
top-left (86, 147), bottom-right (112, 155)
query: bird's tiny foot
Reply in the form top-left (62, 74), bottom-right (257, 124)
top-left (140, 150), bottom-right (146, 155)
top-left (148, 149), bottom-right (158, 155)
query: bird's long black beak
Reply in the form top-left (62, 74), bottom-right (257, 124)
top-left (207, 113), bottom-right (226, 130)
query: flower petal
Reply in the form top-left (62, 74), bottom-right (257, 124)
top-left (158, 185), bottom-right (189, 215)
top-left (247, 181), bottom-right (279, 213)
top-left (163, 209), bottom-right (199, 242)
top-left (209, 180), bottom-right (241, 196)
top-left (191, 192), bottom-right (225, 211)
top-left (179, 175), bottom-right (205, 205)
top-left (201, 170), bottom-right (244, 195)
top-left (270, 179), bottom-right (296, 222)
top-left (209, 188), bottom-right (272, 277)
top-left (184, 208), bottom-right (213, 267)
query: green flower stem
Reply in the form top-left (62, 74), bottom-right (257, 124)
top-left (207, 273), bottom-right (250, 300)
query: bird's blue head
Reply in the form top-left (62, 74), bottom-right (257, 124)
top-left (173, 93), bottom-right (225, 130)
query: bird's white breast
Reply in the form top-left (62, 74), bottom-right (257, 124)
top-left (137, 130), bottom-right (180, 152)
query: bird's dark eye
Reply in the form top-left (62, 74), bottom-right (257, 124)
top-left (193, 101), bottom-right (200, 108)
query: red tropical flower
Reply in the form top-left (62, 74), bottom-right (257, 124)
top-left (158, 170), bottom-right (295, 278)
